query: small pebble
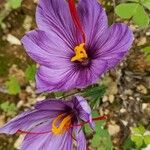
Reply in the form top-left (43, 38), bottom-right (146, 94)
top-left (146, 31), bottom-right (150, 36)
top-left (23, 15), bottom-right (32, 31)
top-left (102, 95), bottom-right (108, 102)
top-left (142, 103), bottom-right (148, 110)
top-left (17, 100), bottom-right (24, 108)
top-left (137, 85), bottom-right (148, 94)
top-left (108, 124), bottom-right (120, 136)
top-left (6, 34), bottom-right (21, 45)
top-left (26, 86), bottom-right (34, 94)
top-left (109, 95), bottom-right (115, 103)
top-left (34, 0), bottom-right (38, 3)
top-left (120, 94), bottom-right (128, 101)
top-left (104, 109), bottom-right (110, 115)
top-left (125, 76), bottom-right (132, 82)
top-left (99, 108), bottom-right (104, 116)
top-left (14, 135), bottom-right (25, 150)
top-left (137, 37), bottom-right (147, 46)
top-left (124, 89), bottom-right (133, 95)
top-left (120, 108), bottom-right (126, 113)
top-left (121, 120), bottom-right (128, 126)
top-left (136, 97), bottom-right (140, 101)
top-left (36, 95), bottom-right (46, 102)
top-left (0, 115), bottom-right (5, 126)
top-left (129, 96), bottom-right (134, 100)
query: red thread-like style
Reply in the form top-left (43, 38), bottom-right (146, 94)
top-left (68, 0), bottom-right (86, 43)
top-left (17, 115), bottom-right (107, 135)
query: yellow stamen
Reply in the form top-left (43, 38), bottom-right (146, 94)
top-left (71, 43), bottom-right (88, 62)
top-left (52, 113), bottom-right (72, 135)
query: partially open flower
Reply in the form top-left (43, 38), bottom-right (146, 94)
top-left (21, 0), bottom-right (133, 93)
top-left (0, 96), bottom-right (107, 150)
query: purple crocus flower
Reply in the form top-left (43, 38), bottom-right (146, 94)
top-left (0, 96), bottom-right (106, 150)
top-left (21, 0), bottom-right (133, 92)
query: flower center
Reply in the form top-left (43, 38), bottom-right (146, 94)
top-left (51, 113), bottom-right (72, 135)
top-left (71, 43), bottom-right (88, 62)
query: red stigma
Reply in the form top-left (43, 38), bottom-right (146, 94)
top-left (92, 115), bottom-right (108, 122)
top-left (17, 115), bottom-right (107, 138)
top-left (68, 0), bottom-right (86, 43)
top-left (72, 115), bottom-right (108, 127)
top-left (17, 129), bottom-right (50, 135)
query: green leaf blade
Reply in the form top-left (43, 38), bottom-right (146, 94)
top-left (8, 0), bottom-right (22, 9)
top-left (132, 125), bottom-right (145, 135)
top-left (128, 0), bottom-right (139, 2)
top-left (143, 0), bottom-right (150, 10)
top-left (25, 64), bottom-right (36, 81)
top-left (123, 137), bottom-right (135, 150)
top-left (131, 135), bottom-right (143, 148)
top-left (82, 85), bottom-right (106, 108)
top-left (84, 124), bottom-right (93, 135)
top-left (133, 5), bottom-right (150, 27)
top-left (144, 135), bottom-right (150, 145)
top-left (5, 76), bottom-right (21, 95)
top-left (91, 134), bottom-right (100, 148)
top-left (0, 101), bottom-right (16, 115)
top-left (146, 55), bottom-right (150, 62)
top-left (115, 3), bottom-right (139, 19)
top-left (143, 46), bottom-right (150, 53)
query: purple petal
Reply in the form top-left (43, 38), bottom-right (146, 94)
top-left (22, 122), bottom-right (73, 150)
top-left (35, 99), bottom-right (69, 111)
top-left (77, 0), bottom-right (108, 47)
top-left (73, 60), bottom-right (107, 88)
top-left (36, 0), bottom-right (82, 45)
top-left (45, 129), bottom-right (73, 150)
top-left (36, 58), bottom-right (107, 92)
top-left (94, 23), bottom-right (133, 69)
top-left (0, 110), bottom-right (55, 134)
top-left (21, 30), bottom-right (74, 67)
top-left (73, 95), bottom-right (94, 128)
top-left (35, 65), bottom-right (75, 92)
top-left (21, 121), bottom-right (52, 150)
top-left (0, 100), bottom-right (67, 134)
top-left (75, 127), bottom-right (86, 150)
top-left (36, 64), bottom-right (86, 92)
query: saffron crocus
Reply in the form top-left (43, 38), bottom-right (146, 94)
top-left (0, 96), bottom-right (106, 150)
top-left (21, 0), bottom-right (133, 92)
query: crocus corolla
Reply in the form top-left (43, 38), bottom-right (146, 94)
top-left (22, 0), bottom-right (133, 92)
top-left (0, 96), bottom-right (106, 150)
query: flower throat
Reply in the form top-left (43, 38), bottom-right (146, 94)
top-left (68, 0), bottom-right (88, 62)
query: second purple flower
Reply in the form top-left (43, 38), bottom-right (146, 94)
top-left (0, 96), bottom-right (106, 150)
